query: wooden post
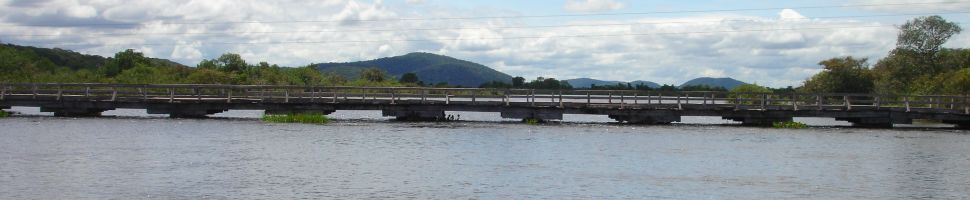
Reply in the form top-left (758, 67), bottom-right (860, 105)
top-left (791, 93), bottom-right (798, 111)
top-left (421, 89), bottom-right (427, 103)
top-left (608, 92), bottom-right (613, 104)
top-left (949, 97), bottom-right (955, 110)
top-left (285, 89), bottom-right (290, 103)
top-left (111, 87), bottom-right (117, 101)
top-left (227, 88), bottom-right (233, 103)
top-left (558, 91), bottom-right (564, 108)
top-left (391, 90), bottom-right (396, 104)
top-left (332, 88), bottom-right (338, 103)
top-left (816, 95), bottom-right (822, 110)
top-left (195, 88), bottom-right (201, 101)
top-left (530, 90), bottom-right (535, 106)
top-left (964, 95), bottom-right (968, 115)
top-left (844, 96), bottom-right (851, 111)
top-left (874, 96), bottom-right (880, 110)
top-left (169, 88), bottom-right (174, 103)
top-left (620, 93), bottom-right (625, 108)
top-left (905, 96), bottom-right (911, 112)
top-left (677, 94), bottom-right (683, 110)
top-left (1, 85), bottom-right (6, 100)
top-left (685, 93), bottom-right (690, 104)
top-left (472, 90), bottom-right (476, 104)
top-left (586, 92), bottom-right (591, 105)
top-left (647, 92), bottom-right (652, 105)
top-left (445, 91), bottom-right (450, 105)
top-left (761, 94), bottom-right (767, 110)
top-left (702, 92), bottom-right (707, 106)
top-left (32, 84), bottom-right (39, 99)
top-left (634, 92), bottom-right (638, 104)
top-left (734, 94), bottom-right (740, 110)
top-left (141, 87), bottom-right (147, 101)
top-left (505, 90), bottom-right (510, 106)
top-left (361, 90), bottom-right (366, 103)
top-left (56, 85), bottom-right (63, 101)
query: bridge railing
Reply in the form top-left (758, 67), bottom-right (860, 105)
top-left (1, 83), bottom-right (967, 114)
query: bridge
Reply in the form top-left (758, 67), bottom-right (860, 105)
top-left (1, 83), bottom-right (969, 128)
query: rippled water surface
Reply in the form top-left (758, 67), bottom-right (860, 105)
top-left (1, 107), bottom-right (969, 199)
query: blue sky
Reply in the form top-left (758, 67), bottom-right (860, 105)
top-left (1, 0), bottom-right (968, 87)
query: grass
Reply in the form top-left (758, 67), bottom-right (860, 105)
top-left (524, 118), bottom-right (541, 125)
top-left (773, 121), bottom-right (808, 129)
top-left (261, 113), bottom-right (330, 124)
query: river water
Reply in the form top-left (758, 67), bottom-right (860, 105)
top-left (1, 107), bottom-right (969, 199)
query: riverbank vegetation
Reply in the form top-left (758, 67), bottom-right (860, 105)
top-left (0, 111), bottom-right (10, 118)
top-left (261, 113), bottom-right (330, 124)
top-left (773, 121), bottom-right (809, 129)
top-left (802, 15), bottom-right (967, 95)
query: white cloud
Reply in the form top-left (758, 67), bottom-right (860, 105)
top-left (405, 0), bottom-right (427, 5)
top-left (778, 9), bottom-right (806, 21)
top-left (2, 1), bottom-right (967, 87)
top-left (851, 0), bottom-right (970, 12)
top-left (564, 0), bottom-right (624, 13)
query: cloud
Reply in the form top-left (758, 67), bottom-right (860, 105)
top-left (850, 0), bottom-right (970, 12)
top-left (2, 1), bottom-right (966, 88)
top-left (405, 0), bottom-right (427, 5)
top-left (564, 0), bottom-right (624, 13)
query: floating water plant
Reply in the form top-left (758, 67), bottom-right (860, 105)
top-left (773, 121), bottom-right (808, 129)
top-left (261, 113), bottom-right (330, 124)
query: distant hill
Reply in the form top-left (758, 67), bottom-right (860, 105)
top-left (0, 43), bottom-right (185, 71)
top-left (315, 52), bottom-right (513, 87)
top-left (565, 78), bottom-right (660, 88)
top-left (679, 77), bottom-right (747, 90)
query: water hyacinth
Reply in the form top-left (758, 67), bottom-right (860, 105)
top-left (261, 113), bottom-right (330, 124)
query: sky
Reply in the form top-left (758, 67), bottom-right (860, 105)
top-left (1, 0), bottom-right (969, 87)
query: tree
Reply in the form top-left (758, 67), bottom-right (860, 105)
top-left (802, 56), bottom-right (874, 94)
top-left (896, 15), bottom-right (962, 69)
top-left (360, 68), bottom-right (386, 82)
top-left (103, 49), bottom-right (148, 76)
top-left (216, 53), bottom-right (248, 72)
top-left (730, 84), bottom-right (772, 104)
top-left (512, 76), bottom-right (525, 88)
top-left (399, 72), bottom-right (419, 84)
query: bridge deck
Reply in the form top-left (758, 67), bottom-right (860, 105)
top-left (2, 83), bottom-right (969, 128)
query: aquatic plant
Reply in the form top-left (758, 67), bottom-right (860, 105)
top-left (261, 113), bottom-right (330, 124)
top-left (524, 118), bottom-right (541, 125)
top-left (0, 111), bottom-right (9, 118)
top-left (772, 121), bottom-right (808, 129)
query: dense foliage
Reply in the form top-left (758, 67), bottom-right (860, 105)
top-left (802, 15), bottom-right (968, 95)
top-left (0, 44), bottom-right (401, 87)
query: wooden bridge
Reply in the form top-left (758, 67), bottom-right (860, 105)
top-left (1, 83), bottom-right (969, 128)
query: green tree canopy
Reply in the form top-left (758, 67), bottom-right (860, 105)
top-left (802, 56), bottom-right (875, 94)
top-left (360, 68), bottom-right (386, 82)
top-left (399, 72), bottom-right (419, 84)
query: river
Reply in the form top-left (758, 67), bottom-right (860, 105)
top-left (1, 107), bottom-right (969, 199)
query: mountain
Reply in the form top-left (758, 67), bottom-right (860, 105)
top-left (315, 52), bottom-right (513, 87)
top-left (679, 77), bottom-right (747, 90)
top-left (0, 43), bottom-right (185, 71)
top-left (565, 78), bottom-right (660, 88)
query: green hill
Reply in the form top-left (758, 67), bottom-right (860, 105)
top-left (315, 52), bottom-right (513, 87)
top-left (679, 77), bottom-right (747, 90)
top-left (566, 78), bottom-right (661, 88)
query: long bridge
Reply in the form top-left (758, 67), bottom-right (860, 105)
top-left (1, 83), bottom-right (969, 128)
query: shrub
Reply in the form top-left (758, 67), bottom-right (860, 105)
top-left (773, 121), bottom-right (808, 129)
top-left (261, 113), bottom-right (330, 124)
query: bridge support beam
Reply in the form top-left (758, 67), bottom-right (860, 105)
top-left (607, 110), bottom-right (681, 124)
top-left (722, 111), bottom-right (793, 126)
top-left (831, 111), bottom-right (909, 128)
top-left (943, 120), bottom-right (970, 130)
top-left (382, 105), bottom-right (445, 121)
top-left (147, 104), bottom-right (228, 118)
top-left (39, 102), bottom-right (115, 117)
top-left (264, 104), bottom-right (336, 115)
top-left (501, 107), bottom-right (563, 122)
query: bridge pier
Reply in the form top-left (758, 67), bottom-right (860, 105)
top-left (147, 104), bottom-right (228, 118)
top-left (830, 111), bottom-right (909, 128)
top-left (382, 105), bottom-right (445, 121)
top-left (943, 120), bottom-right (970, 130)
top-left (40, 102), bottom-right (116, 117)
top-left (501, 107), bottom-right (563, 122)
top-left (608, 110), bottom-right (681, 124)
top-left (722, 111), bottom-right (793, 126)
top-left (264, 104), bottom-right (336, 115)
